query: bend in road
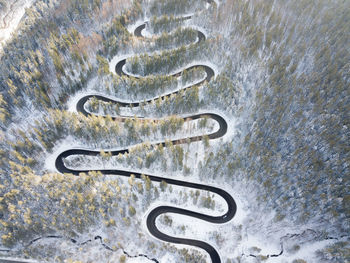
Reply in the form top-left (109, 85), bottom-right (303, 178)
top-left (56, 4), bottom-right (236, 263)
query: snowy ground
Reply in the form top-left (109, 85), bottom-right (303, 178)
top-left (0, 257), bottom-right (38, 263)
top-left (22, 2), bottom-right (347, 263)
top-left (47, 86), bottom-right (339, 262)
top-left (0, 0), bottom-right (34, 53)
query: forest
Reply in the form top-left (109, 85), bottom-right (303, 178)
top-left (0, 0), bottom-right (349, 262)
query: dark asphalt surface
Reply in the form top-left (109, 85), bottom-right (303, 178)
top-left (56, 12), bottom-right (235, 263)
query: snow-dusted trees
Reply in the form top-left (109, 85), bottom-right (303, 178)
top-left (149, 0), bottom-right (206, 16)
top-left (154, 27), bottom-right (198, 49)
top-left (125, 43), bottom-right (203, 76)
top-left (0, 0), bottom-right (144, 128)
top-left (0, 170), bottom-right (136, 247)
top-left (1, 0), bottom-right (348, 260)
top-left (149, 15), bottom-right (185, 34)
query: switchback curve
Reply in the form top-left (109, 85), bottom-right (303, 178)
top-left (56, 5), bottom-right (235, 263)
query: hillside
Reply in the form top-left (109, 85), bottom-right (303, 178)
top-left (0, 0), bottom-right (349, 262)
top-left (0, 0), bottom-right (34, 52)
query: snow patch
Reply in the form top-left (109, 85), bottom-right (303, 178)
top-left (109, 53), bottom-right (135, 74)
top-left (159, 253), bottom-right (177, 263)
top-left (0, 258), bottom-right (37, 263)
top-left (127, 19), bottom-right (147, 35)
top-left (126, 257), bottom-right (154, 263)
top-left (0, 0), bottom-right (34, 53)
top-left (44, 136), bottom-right (77, 172)
top-left (66, 77), bottom-right (99, 112)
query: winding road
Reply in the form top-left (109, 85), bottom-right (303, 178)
top-left (56, 4), bottom-right (236, 263)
